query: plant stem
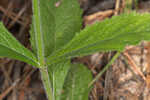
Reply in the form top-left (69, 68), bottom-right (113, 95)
top-left (88, 52), bottom-right (121, 87)
top-left (124, 0), bottom-right (133, 13)
top-left (40, 68), bottom-right (53, 100)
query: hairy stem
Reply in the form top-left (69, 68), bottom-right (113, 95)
top-left (40, 68), bottom-right (53, 100)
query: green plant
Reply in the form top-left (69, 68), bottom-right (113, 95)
top-left (1, 0), bottom-right (150, 100)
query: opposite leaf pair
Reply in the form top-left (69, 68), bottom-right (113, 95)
top-left (1, 0), bottom-right (150, 100)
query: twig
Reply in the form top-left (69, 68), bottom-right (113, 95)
top-left (0, 79), bottom-right (20, 100)
top-left (0, 6), bottom-right (26, 26)
top-left (84, 10), bottom-right (114, 25)
top-left (88, 52), bottom-right (121, 87)
top-left (2, 1), bottom-right (14, 25)
top-left (8, 0), bottom-right (30, 29)
top-left (123, 51), bottom-right (146, 81)
top-left (1, 64), bottom-right (12, 87)
top-left (115, 0), bottom-right (120, 15)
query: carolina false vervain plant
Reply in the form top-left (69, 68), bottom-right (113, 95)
top-left (1, 0), bottom-right (150, 100)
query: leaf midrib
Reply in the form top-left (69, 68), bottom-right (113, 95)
top-left (0, 43), bottom-right (38, 66)
top-left (47, 30), bottom-right (150, 64)
top-left (32, 0), bottom-right (45, 65)
top-left (47, 16), bottom-right (150, 61)
top-left (0, 32), bottom-right (38, 65)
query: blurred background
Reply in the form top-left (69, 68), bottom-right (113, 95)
top-left (0, 0), bottom-right (150, 100)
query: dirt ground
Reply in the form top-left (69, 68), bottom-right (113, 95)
top-left (0, 0), bottom-right (150, 100)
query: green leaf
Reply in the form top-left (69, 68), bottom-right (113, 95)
top-left (30, 0), bottom-right (82, 57)
top-left (48, 60), bottom-right (71, 100)
top-left (60, 63), bottom-right (92, 100)
top-left (0, 22), bottom-right (38, 66)
top-left (31, 0), bottom-right (48, 65)
top-left (30, 0), bottom-right (55, 58)
top-left (31, 0), bottom-right (54, 99)
top-left (30, 0), bottom-right (82, 99)
top-left (48, 0), bottom-right (82, 51)
top-left (47, 12), bottom-right (150, 64)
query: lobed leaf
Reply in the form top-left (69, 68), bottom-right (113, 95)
top-left (0, 22), bottom-right (38, 66)
top-left (47, 12), bottom-right (150, 65)
top-left (60, 63), bottom-right (92, 100)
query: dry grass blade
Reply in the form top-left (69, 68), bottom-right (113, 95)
top-left (123, 51), bottom-right (146, 81)
top-left (0, 79), bottom-right (20, 100)
top-left (83, 10), bottom-right (114, 25)
top-left (114, 0), bottom-right (120, 15)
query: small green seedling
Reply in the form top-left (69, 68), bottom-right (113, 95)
top-left (0, 0), bottom-right (150, 100)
